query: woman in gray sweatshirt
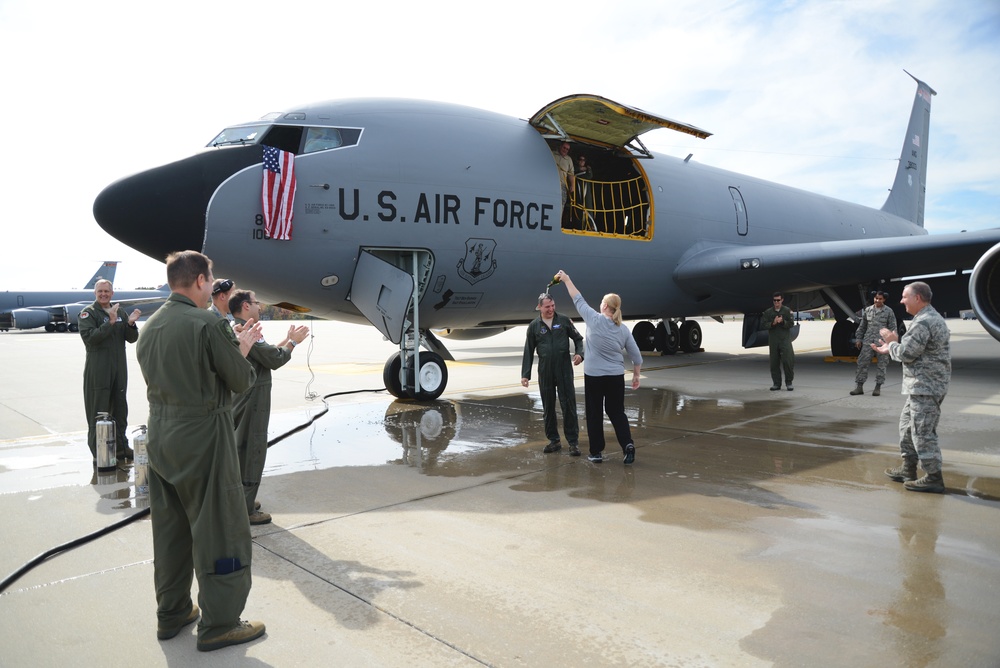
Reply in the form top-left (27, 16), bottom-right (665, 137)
top-left (554, 270), bottom-right (642, 464)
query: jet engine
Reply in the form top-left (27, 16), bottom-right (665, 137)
top-left (970, 241), bottom-right (1000, 342)
top-left (11, 309), bottom-right (51, 330)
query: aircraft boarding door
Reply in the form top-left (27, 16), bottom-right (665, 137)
top-left (348, 251), bottom-right (416, 344)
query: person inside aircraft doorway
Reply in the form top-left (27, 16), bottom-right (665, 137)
top-left (521, 293), bottom-right (584, 456)
top-left (551, 142), bottom-right (575, 226)
top-left (762, 292), bottom-right (795, 391)
top-left (574, 154), bottom-right (595, 230)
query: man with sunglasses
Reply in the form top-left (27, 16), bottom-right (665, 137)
top-left (762, 292), bottom-right (795, 391)
top-left (229, 289), bottom-right (310, 524)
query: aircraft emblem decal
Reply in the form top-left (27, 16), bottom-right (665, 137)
top-left (457, 238), bottom-right (497, 285)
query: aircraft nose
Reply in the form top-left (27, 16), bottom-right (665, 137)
top-left (93, 146), bottom-right (264, 261)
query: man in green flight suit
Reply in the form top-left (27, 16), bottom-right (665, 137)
top-left (521, 292), bottom-right (584, 455)
top-left (229, 289), bottom-right (310, 525)
top-left (78, 279), bottom-right (140, 461)
top-left (761, 291), bottom-right (795, 391)
top-left (137, 251), bottom-right (267, 652)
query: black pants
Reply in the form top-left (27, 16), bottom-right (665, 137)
top-left (584, 374), bottom-right (633, 456)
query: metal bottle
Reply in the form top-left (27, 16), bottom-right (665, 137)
top-left (95, 412), bottom-right (116, 471)
top-left (133, 425), bottom-right (149, 498)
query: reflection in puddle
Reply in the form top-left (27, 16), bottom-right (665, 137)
top-left (3, 388), bottom-right (997, 505)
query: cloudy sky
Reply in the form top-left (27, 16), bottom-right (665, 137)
top-left (2, 0), bottom-right (998, 290)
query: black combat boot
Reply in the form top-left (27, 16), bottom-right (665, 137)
top-left (872, 384), bottom-right (882, 396)
top-left (904, 471), bottom-right (945, 493)
top-left (884, 459), bottom-right (917, 482)
top-left (850, 383), bottom-right (864, 395)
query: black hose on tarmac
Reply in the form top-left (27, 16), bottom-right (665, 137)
top-left (0, 387), bottom-right (384, 595)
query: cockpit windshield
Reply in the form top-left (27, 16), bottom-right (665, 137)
top-left (206, 122), bottom-right (363, 155)
top-left (207, 124), bottom-right (271, 148)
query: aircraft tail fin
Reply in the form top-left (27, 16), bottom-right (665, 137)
top-left (84, 261), bottom-right (119, 289)
top-left (880, 71), bottom-right (936, 227)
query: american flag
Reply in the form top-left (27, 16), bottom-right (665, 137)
top-left (262, 146), bottom-right (296, 240)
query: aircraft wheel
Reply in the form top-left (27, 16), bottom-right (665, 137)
top-left (383, 352), bottom-right (405, 398)
top-left (656, 321), bottom-right (679, 355)
top-left (55, 323), bottom-right (68, 333)
top-left (407, 352), bottom-right (448, 401)
top-left (45, 323), bottom-right (56, 332)
top-left (632, 321), bottom-right (656, 352)
top-left (830, 320), bottom-right (855, 357)
top-left (69, 323), bottom-right (79, 333)
top-left (679, 321), bottom-right (702, 352)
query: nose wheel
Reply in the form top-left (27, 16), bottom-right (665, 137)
top-left (383, 351), bottom-right (449, 401)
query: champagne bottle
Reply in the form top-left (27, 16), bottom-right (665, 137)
top-left (547, 275), bottom-right (561, 288)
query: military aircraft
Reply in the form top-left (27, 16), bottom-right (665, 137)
top-left (93, 73), bottom-right (1000, 399)
top-left (0, 261), bottom-right (169, 332)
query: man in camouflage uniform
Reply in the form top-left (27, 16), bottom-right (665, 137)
top-left (137, 251), bottom-right (268, 651)
top-left (872, 281), bottom-right (951, 493)
top-left (229, 289), bottom-right (309, 525)
top-left (851, 290), bottom-right (898, 396)
top-left (521, 293), bottom-right (584, 455)
top-left (78, 279), bottom-right (141, 461)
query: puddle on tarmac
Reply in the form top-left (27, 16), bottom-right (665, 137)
top-left (3, 389), bottom-right (998, 505)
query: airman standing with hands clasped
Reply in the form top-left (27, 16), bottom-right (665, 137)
top-left (872, 281), bottom-right (950, 493)
top-left (850, 290), bottom-right (897, 396)
top-left (229, 289), bottom-right (310, 524)
top-left (79, 279), bottom-right (141, 462)
top-left (761, 291), bottom-right (795, 391)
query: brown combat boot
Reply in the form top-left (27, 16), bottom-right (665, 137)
top-left (197, 619), bottom-right (266, 652)
top-left (850, 383), bottom-right (864, 395)
top-left (904, 472), bottom-right (945, 494)
top-left (884, 459), bottom-right (917, 482)
top-left (872, 384), bottom-right (882, 396)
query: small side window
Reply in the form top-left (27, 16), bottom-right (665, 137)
top-left (730, 186), bottom-right (748, 236)
top-left (303, 127), bottom-right (344, 153)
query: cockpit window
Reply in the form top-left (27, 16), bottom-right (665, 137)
top-left (303, 127), bottom-right (343, 153)
top-left (207, 123), bottom-right (363, 155)
top-left (207, 124), bottom-right (271, 147)
top-left (302, 127), bottom-right (362, 153)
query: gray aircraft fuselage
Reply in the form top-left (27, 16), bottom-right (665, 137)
top-left (93, 78), bottom-right (1000, 398)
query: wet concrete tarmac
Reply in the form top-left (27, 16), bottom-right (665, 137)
top-left (1, 319), bottom-right (998, 666)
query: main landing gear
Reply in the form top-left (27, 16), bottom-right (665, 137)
top-left (631, 319), bottom-right (702, 355)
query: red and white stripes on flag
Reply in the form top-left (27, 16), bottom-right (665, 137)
top-left (262, 146), bottom-right (296, 240)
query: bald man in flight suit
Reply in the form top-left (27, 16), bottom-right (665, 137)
top-left (79, 279), bottom-right (140, 462)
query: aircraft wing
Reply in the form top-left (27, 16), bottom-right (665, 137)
top-left (674, 228), bottom-right (1000, 298)
top-left (114, 295), bottom-right (169, 309)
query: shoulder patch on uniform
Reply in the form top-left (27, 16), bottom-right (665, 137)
top-left (80, 311), bottom-right (90, 319)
